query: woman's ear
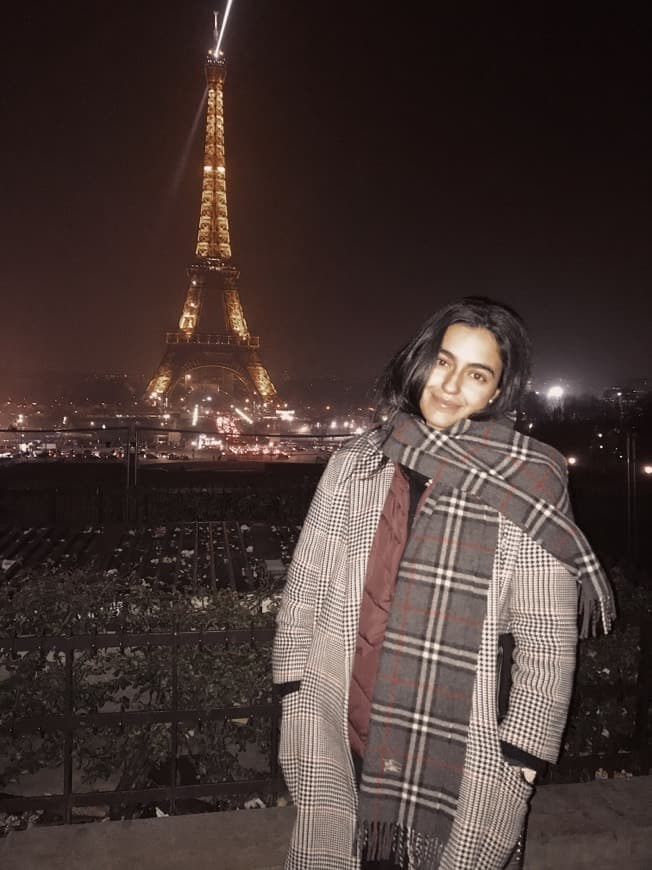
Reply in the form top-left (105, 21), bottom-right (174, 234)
top-left (488, 388), bottom-right (501, 405)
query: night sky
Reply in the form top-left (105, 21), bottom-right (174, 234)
top-left (1, 2), bottom-right (649, 396)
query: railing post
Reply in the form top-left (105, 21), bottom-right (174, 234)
top-left (634, 617), bottom-right (651, 774)
top-left (133, 425), bottom-right (139, 489)
top-left (124, 423), bottom-right (138, 523)
top-left (170, 622), bottom-right (179, 815)
top-left (63, 636), bottom-right (74, 824)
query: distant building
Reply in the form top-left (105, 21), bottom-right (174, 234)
top-left (603, 378), bottom-right (649, 410)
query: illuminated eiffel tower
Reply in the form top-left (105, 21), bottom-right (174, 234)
top-left (146, 14), bottom-right (276, 406)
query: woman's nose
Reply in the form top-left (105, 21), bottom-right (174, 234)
top-left (442, 370), bottom-right (461, 394)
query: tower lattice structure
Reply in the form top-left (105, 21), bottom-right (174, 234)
top-left (146, 38), bottom-right (276, 405)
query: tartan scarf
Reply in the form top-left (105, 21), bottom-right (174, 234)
top-left (356, 412), bottom-right (615, 867)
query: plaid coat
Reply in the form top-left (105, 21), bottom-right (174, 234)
top-left (272, 430), bottom-right (579, 869)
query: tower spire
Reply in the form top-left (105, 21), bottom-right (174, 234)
top-left (194, 49), bottom-right (231, 262)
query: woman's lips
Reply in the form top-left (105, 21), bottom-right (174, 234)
top-left (430, 394), bottom-right (463, 411)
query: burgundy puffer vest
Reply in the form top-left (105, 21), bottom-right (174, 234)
top-left (348, 466), bottom-right (410, 758)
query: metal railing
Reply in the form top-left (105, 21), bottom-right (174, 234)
top-left (0, 626), bottom-right (281, 823)
top-left (549, 616), bottom-right (651, 782)
top-left (0, 424), bottom-right (343, 525)
top-left (1, 616), bottom-right (650, 825)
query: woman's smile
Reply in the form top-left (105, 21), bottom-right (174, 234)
top-left (427, 393), bottom-right (464, 411)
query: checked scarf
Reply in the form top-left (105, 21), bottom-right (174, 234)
top-left (356, 412), bottom-right (615, 867)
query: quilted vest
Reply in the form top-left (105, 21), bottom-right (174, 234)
top-left (347, 466), bottom-right (414, 757)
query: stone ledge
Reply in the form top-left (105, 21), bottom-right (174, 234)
top-left (0, 805), bottom-right (292, 870)
top-left (525, 775), bottom-right (652, 869)
top-left (2, 777), bottom-right (651, 869)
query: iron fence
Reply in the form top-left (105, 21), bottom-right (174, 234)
top-left (548, 616), bottom-right (651, 782)
top-left (1, 615), bottom-right (651, 827)
top-left (0, 625), bottom-right (282, 823)
top-left (0, 425), bottom-right (340, 526)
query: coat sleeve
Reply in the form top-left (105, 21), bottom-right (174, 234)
top-left (498, 533), bottom-right (579, 767)
top-left (271, 452), bottom-right (342, 686)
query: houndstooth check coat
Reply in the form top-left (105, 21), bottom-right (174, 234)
top-left (272, 429), bottom-right (579, 869)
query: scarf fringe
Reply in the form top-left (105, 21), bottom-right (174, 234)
top-left (578, 578), bottom-right (616, 638)
top-left (356, 820), bottom-right (445, 869)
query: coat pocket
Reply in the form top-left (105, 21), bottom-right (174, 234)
top-left (500, 755), bottom-right (535, 804)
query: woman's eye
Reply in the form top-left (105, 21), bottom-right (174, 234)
top-left (437, 357), bottom-right (449, 368)
top-left (470, 371), bottom-right (487, 383)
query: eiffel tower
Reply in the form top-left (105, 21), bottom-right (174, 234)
top-left (146, 16), bottom-right (276, 407)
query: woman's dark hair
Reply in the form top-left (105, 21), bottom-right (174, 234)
top-left (374, 296), bottom-right (531, 423)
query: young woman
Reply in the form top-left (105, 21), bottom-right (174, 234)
top-left (272, 297), bottom-right (614, 870)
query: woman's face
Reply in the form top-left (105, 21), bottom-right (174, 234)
top-left (419, 323), bottom-right (503, 430)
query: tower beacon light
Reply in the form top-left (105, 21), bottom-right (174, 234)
top-left (213, 1), bottom-right (236, 58)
